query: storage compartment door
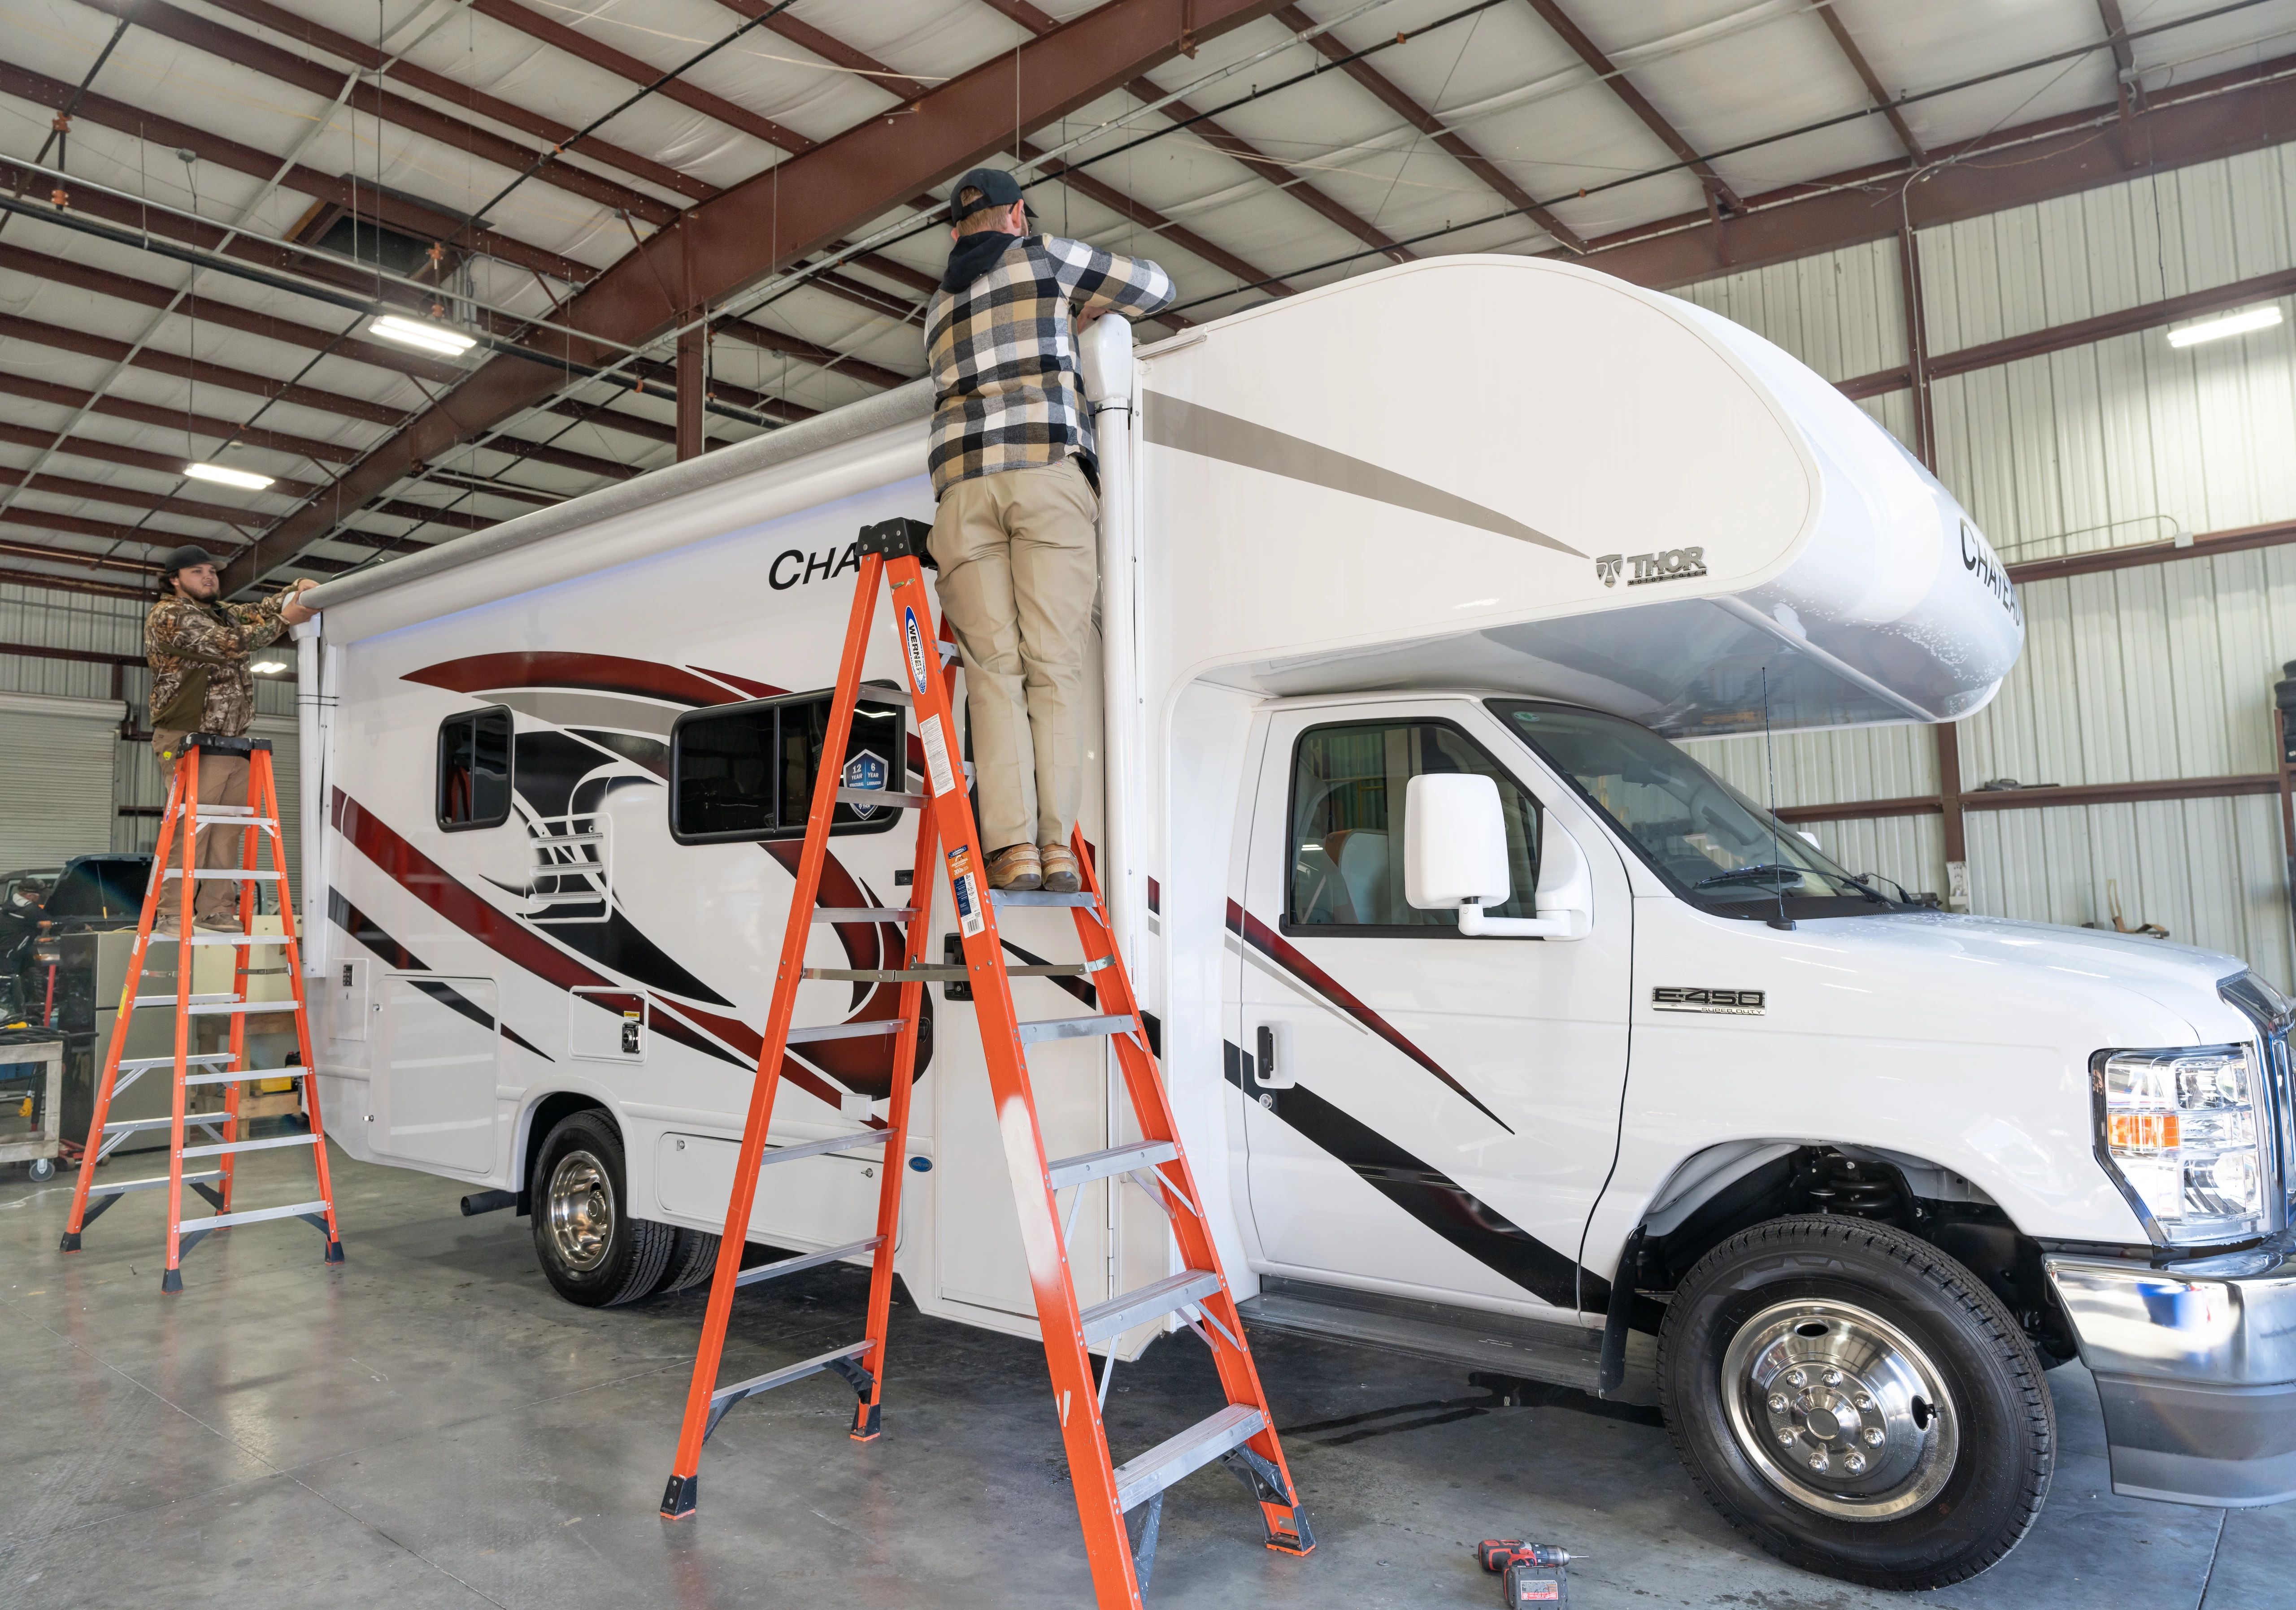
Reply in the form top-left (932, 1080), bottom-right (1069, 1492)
top-left (373, 973), bottom-right (499, 1172)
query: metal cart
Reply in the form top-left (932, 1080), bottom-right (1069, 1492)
top-left (0, 1034), bottom-right (64, 1181)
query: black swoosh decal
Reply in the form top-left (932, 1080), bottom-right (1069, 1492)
top-left (329, 891), bottom-right (552, 1061)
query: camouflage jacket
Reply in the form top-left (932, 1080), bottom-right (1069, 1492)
top-left (145, 590), bottom-right (292, 749)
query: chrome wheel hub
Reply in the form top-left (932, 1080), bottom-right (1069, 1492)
top-left (545, 1150), bottom-right (614, 1272)
top-left (1722, 1298), bottom-right (1957, 1521)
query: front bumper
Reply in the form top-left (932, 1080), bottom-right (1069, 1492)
top-left (2045, 1247), bottom-right (2296, 1506)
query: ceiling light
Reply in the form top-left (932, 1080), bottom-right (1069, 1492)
top-left (368, 314), bottom-right (477, 356)
top-left (2166, 305), bottom-right (2283, 347)
top-left (183, 461), bottom-right (274, 491)
top-left (249, 660), bottom-right (288, 676)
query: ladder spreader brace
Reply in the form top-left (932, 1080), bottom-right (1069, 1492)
top-left (659, 517), bottom-right (1312, 1606)
top-left (59, 734), bottom-right (344, 1291)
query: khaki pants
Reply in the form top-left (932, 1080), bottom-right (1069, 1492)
top-left (929, 457), bottom-right (1099, 852)
top-left (151, 743), bottom-right (252, 929)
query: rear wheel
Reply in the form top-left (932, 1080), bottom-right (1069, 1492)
top-left (1658, 1216), bottom-right (2053, 1589)
top-left (655, 1226), bottom-right (722, 1296)
top-left (531, 1111), bottom-right (674, 1307)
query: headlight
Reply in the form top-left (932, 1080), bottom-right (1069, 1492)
top-left (2096, 1045), bottom-right (2266, 1243)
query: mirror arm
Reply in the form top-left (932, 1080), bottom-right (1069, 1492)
top-left (1457, 900), bottom-right (1587, 940)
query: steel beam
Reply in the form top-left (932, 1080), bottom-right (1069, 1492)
top-left (1813, 1), bottom-right (1926, 161)
top-left (1519, 0), bottom-right (1744, 214)
top-left (0, 537), bottom-right (159, 574)
top-left (0, 373), bottom-right (357, 464)
top-left (0, 424), bottom-right (320, 499)
top-left (228, 0), bottom-right (1293, 590)
top-left (2, 506), bottom-right (224, 550)
top-left (1274, 4), bottom-right (1587, 252)
top-left (2099, 0), bottom-right (2142, 121)
top-left (0, 564), bottom-right (155, 601)
top-left (0, 311), bottom-right (401, 425)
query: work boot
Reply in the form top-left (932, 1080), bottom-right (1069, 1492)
top-left (987, 844), bottom-right (1042, 891)
top-left (1039, 843), bottom-right (1080, 895)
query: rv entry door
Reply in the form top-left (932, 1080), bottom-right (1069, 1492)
top-left (1234, 703), bottom-right (1632, 1319)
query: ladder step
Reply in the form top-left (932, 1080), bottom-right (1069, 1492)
top-left (990, 889), bottom-right (1099, 908)
top-left (710, 1340), bottom-right (874, 1410)
top-left (733, 1236), bottom-right (884, 1289)
top-left (180, 1133), bottom-right (320, 1159)
top-left (1112, 1404), bottom-right (1268, 1515)
top-left (88, 1169), bottom-right (224, 1196)
top-left (1047, 1140), bottom-right (1178, 1192)
top-left (102, 1114), bottom-right (232, 1134)
top-left (187, 1001), bottom-right (291, 1017)
top-left (936, 638), bottom-right (961, 664)
top-left (803, 961), bottom-right (1095, 982)
top-left (132, 993), bottom-right (238, 1007)
top-left (183, 1066), bottom-right (303, 1086)
top-left (1016, 1013), bottom-right (1135, 1045)
top-left (785, 1019), bottom-right (908, 1045)
top-left (119, 1052), bottom-right (235, 1070)
top-left (835, 786), bottom-right (929, 808)
top-left (178, 1198), bottom-right (329, 1232)
top-left (758, 1130), bottom-right (884, 1167)
top-left (813, 907), bottom-right (917, 923)
top-left (1079, 1269), bottom-right (1226, 1348)
top-left (177, 803), bottom-right (261, 817)
top-left (161, 869), bottom-right (284, 880)
top-left (147, 933), bottom-right (290, 946)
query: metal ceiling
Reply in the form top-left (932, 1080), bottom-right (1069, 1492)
top-left (4, 0), bottom-right (2296, 599)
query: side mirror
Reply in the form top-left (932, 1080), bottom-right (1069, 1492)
top-left (1403, 774), bottom-right (1591, 941)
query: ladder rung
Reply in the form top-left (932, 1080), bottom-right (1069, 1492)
top-left (757, 1130), bottom-right (886, 1167)
top-left (187, 1001), bottom-right (291, 1017)
top-left (183, 1066), bottom-right (303, 1086)
top-left (734, 1236), bottom-right (884, 1289)
top-left (102, 1113), bottom-right (231, 1134)
top-left (1112, 1405), bottom-right (1267, 1515)
top-left (858, 684), bottom-right (913, 706)
top-left (801, 962), bottom-right (1095, 982)
top-left (1048, 1141), bottom-right (1178, 1192)
top-left (147, 933), bottom-right (290, 946)
top-left (88, 1169), bottom-right (224, 1196)
top-left (936, 639), bottom-right (960, 663)
top-left (178, 1198), bottom-right (329, 1232)
top-left (161, 869), bottom-right (284, 880)
top-left (991, 889), bottom-right (1098, 908)
top-left (172, 803), bottom-right (262, 817)
top-left (132, 993), bottom-right (237, 1007)
top-left (1016, 1013), bottom-right (1135, 1045)
top-left (785, 1019), bottom-right (908, 1045)
top-left (835, 786), bottom-right (928, 808)
top-left (119, 1053), bottom-right (235, 1070)
top-left (710, 1341), bottom-right (874, 1410)
top-left (1080, 1269), bottom-right (1225, 1348)
top-left (813, 907), bottom-right (916, 923)
top-left (180, 1132), bottom-right (319, 1159)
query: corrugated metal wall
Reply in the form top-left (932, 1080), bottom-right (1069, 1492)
top-left (1679, 142), bottom-right (2296, 992)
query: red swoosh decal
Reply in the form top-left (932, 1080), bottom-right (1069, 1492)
top-left (407, 651), bottom-right (743, 707)
top-left (1228, 899), bottom-right (1513, 1133)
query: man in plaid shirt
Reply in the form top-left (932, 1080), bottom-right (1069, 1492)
top-left (926, 166), bottom-right (1175, 892)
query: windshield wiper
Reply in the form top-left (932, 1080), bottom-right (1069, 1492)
top-left (1695, 864), bottom-right (1882, 900)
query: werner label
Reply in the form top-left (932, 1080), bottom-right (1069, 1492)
top-left (946, 847), bottom-right (985, 937)
top-left (903, 606), bottom-right (931, 693)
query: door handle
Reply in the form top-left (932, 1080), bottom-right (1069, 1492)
top-left (1253, 1023), bottom-right (1296, 1089)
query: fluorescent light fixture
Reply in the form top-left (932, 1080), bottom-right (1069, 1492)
top-left (183, 461), bottom-right (274, 491)
top-left (2167, 305), bottom-right (2283, 347)
top-left (368, 314), bottom-right (476, 356)
top-left (249, 659), bottom-right (288, 676)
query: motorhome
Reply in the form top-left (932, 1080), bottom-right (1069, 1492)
top-left (292, 257), bottom-right (2296, 1589)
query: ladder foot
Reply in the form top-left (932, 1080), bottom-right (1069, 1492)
top-left (1262, 1508), bottom-right (1316, 1555)
top-left (659, 1473), bottom-right (700, 1519)
top-left (849, 1402), bottom-right (882, 1442)
top-left (324, 1239), bottom-right (345, 1264)
top-left (160, 1267), bottom-right (183, 1294)
top-left (58, 1231), bottom-right (80, 1253)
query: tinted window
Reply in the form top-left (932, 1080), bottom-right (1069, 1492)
top-left (670, 690), bottom-right (905, 844)
top-left (41, 857), bottom-right (153, 921)
top-left (1286, 720), bottom-right (1538, 932)
top-left (1492, 700), bottom-right (1898, 920)
top-left (437, 706), bottom-right (513, 830)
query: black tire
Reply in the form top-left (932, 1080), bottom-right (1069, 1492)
top-left (1658, 1216), bottom-right (2053, 1589)
top-left (656, 1226), bottom-right (722, 1295)
top-left (530, 1111), bottom-right (674, 1307)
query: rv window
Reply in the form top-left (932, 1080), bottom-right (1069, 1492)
top-left (1285, 720), bottom-right (1539, 933)
top-left (436, 706), bottom-right (513, 831)
top-left (669, 691), bottom-right (906, 844)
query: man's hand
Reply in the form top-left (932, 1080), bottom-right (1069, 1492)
top-left (1074, 304), bottom-right (1105, 331)
top-left (280, 577), bottom-right (317, 626)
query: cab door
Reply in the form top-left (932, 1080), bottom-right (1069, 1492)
top-left (1232, 701), bottom-right (1633, 1319)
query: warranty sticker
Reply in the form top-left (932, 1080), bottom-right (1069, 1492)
top-left (946, 846), bottom-right (985, 937)
top-left (918, 714), bottom-right (959, 798)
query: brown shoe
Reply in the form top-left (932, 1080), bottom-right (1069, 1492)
top-left (1039, 843), bottom-right (1080, 894)
top-left (986, 844), bottom-right (1042, 891)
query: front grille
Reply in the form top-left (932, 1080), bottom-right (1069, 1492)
top-left (2219, 971), bottom-right (2295, 1234)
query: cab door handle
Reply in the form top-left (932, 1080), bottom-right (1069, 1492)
top-left (1253, 1024), bottom-right (1296, 1089)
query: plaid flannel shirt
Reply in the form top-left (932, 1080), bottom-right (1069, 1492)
top-left (926, 234), bottom-right (1175, 498)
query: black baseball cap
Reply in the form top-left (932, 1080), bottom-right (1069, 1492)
top-left (949, 166), bottom-right (1035, 223)
top-left (161, 544), bottom-right (219, 576)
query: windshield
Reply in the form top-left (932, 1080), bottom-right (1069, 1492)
top-left (1490, 701), bottom-right (1902, 920)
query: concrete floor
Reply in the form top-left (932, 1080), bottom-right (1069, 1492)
top-left (1, 1143), bottom-right (2287, 1610)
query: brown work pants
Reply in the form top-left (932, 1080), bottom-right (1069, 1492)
top-left (928, 456), bottom-right (1099, 854)
top-left (150, 743), bottom-right (252, 929)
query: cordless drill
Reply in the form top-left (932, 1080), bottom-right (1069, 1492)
top-left (1478, 1540), bottom-right (1574, 1606)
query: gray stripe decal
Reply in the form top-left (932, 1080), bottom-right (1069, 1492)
top-left (1143, 392), bottom-right (1583, 557)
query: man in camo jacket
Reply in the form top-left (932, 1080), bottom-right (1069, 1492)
top-left (146, 546), bottom-right (316, 928)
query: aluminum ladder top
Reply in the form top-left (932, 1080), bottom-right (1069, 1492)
top-left (58, 734), bottom-right (344, 1291)
top-left (659, 517), bottom-right (1312, 1607)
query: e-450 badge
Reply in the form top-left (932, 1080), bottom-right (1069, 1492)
top-left (1652, 986), bottom-right (1765, 1015)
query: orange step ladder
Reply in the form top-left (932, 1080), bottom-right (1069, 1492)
top-left (660, 517), bottom-right (1313, 1604)
top-left (59, 734), bottom-right (343, 1291)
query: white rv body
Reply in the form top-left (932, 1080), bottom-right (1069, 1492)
top-left (297, 259), bottom-right (2296, 1519)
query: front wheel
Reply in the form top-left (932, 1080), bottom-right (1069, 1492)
top-left (1658, 1216), bottom-right (2053, 1589)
